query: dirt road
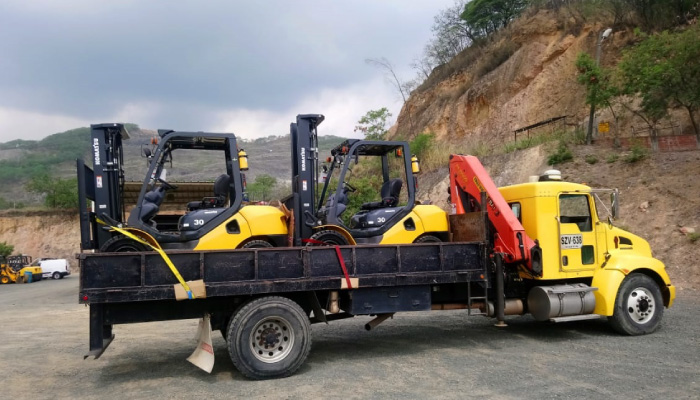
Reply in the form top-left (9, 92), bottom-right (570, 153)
top-left (1, 278), bottom-right (698, 399)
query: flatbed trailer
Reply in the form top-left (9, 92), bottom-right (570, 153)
top-left (79, 211), bottom-right (501, 379)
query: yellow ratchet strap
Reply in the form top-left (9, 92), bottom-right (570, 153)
top-left (96, 218), bottom-right (195, 299)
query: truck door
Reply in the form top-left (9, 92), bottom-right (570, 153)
top-left (558, 193), bottom-right (597, 272)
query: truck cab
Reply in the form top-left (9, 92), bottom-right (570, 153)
top-left (499, 179), bottom-right (675, 319)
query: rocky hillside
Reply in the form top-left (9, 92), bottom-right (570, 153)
top-left (393, 8), bottom-right (696, 143)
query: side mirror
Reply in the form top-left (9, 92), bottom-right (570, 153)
top-left (610, 189), bottom-right (619, 219)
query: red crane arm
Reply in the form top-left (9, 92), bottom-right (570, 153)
top-left (449, 155), bottom-right (541, 273)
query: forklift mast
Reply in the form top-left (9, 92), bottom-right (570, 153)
top-left (289, 114), bottom-right (324, 246)
top-left (77, 123), bottom-right (129, 251)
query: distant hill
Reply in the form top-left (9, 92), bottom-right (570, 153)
top-left (0, 125), bottom-right (346, 206)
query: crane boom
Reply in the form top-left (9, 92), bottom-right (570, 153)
top-left (449, 154), bottom-right (542, 274)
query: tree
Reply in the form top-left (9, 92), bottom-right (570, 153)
top-left (354, 108), bottom-right (393, 140)
top-left (461, 0), bottom-right (528, 38)
top-left (246, 174), bottom-right (277, 202)
top-left (26, 174), bottom-right (79, 209)
top-left (0, 242), bottom-right (14, 258)
top-left (575, 52), bottom-right (622, 145)
top-left (422, 0), bottom-right (473, 69)
top-left (618, 26), bottom-right (700, 138)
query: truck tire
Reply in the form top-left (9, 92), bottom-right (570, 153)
top-left (308, 230), bottom-right (348, 246)
top-left (241, 240), bottom-right (273, 249)
top-left (100, 235), bottom-right (148, 253)
top-left (414, 235), bottom-right (442, 243)
top-left (609, 273), bottom-right (664, 335)
top-left (226, 296), bottom-right (311, 380)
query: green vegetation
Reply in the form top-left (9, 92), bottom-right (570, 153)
top-left (585, 154), bottom-right (598, 164)
top-left (618, 25), bottom-right (700, 138)
top-left (354, 108), bottom-right (392, 140)
top-left (246, 174), bottom-right (278, 202)
top-left (689, 232), bottom-right (700, 243)
top-left (461, 0), bottom-right (528, 39)
top-left (606, 153), bottom-right (619, 163)
top-left (0, 242), bottom-right (14, 258)
top-left (409, 133), bottom-right (435, 159)
top-left (624, 142), bottom-right (648, 163)
top-left (547, 142), bottom-right (574, 165)
top-left (0, 197), bottom-right (25, 210)
top-left (26, 174), bottom-right (79, 209)
top-left (503, 129), bottom-right (568, 153)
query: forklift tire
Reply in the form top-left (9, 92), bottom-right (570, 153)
top-left (227, 296), bottom-right (311, 380)
top-left (414, 235), bottom-right (442, 243)
top-left (308, 230), bottom-right (349, 246)
top-left (1, 276), bottom-right (9, 284)
top-left (241, 240), bottom-right (274, 249)
top-left (609, 273), bottom-right (664, 336)
top-left (100, 235), bottom-right (148, 253)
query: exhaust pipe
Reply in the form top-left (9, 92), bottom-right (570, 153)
top-left (365, 313), bottom-right (394, 331)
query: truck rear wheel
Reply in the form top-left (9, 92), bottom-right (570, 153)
top-left (226, 296), bottom-right (311, 380)
top-left (609, 273), bottom-right (664, 335)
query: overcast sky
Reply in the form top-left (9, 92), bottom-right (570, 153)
top-left (0, 0), bottom-right (453, 142)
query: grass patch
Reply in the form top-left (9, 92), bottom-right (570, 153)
top-left (547, 142), bottom-right (573, 165)
top-left (585, 154), bottom-right (598, 164)
top-left (624, 142), bottom-right (648, 163)
top-left (606, 153), bottom-right (619, 163)
top-left (689, 232), bottom-right (700, 243)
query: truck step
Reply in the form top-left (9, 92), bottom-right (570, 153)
top-left (549, 314), bottom-right (602, 323)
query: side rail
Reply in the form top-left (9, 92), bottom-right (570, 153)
top-left (79, 242), bottom-right (487, 304)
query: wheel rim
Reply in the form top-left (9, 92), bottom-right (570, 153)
top-left (53, 273), bottom-right (60, 279)
top-left (626, 287), bottom-right (656, 324)
top-left (249, 316), bottom-right (295, 363)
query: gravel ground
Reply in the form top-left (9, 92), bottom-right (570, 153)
top-left (1, 277), bottom-right (698, 399)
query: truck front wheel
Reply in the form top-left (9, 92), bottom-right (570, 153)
top-left (227, 296), bottom-right (311, 380)
top-left (609, 273), bottom-right (664, 335)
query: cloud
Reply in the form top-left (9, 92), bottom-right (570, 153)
top-left (0, 0), bottom-right (453, 142)
top-left (213, 77), bottom-right (399, 139)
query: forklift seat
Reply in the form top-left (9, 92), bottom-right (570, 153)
top-left (360, 179), bottom-right (402, 211)
top-left (187, 174), bottom-right (231, 211)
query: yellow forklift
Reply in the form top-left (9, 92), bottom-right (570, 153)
top-left (78, 123), bottom-right (288, 252)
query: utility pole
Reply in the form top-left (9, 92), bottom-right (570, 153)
top-left (586, 28), bottom-right (613, 145)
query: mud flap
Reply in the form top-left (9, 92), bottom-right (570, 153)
top-left (187, 314), bottom-right (215, 373)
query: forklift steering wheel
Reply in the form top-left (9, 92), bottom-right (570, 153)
top-left (343, 182), bottom-right (356, 192)
top-left (156, 177), bottom-right (178, 190)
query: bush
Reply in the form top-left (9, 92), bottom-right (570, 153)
top-left (409, 133), bottom-right (435, 159)
top-left (547, 142), bottom-right (573, 165)
top-left (688, 233), bottom-right (700, 243)
top-left (624, 142), bottom-right (648, 163)
top-left (606, 153), bottom-right (619, 163)
top-left (585, 154), bottom-right (598, 164)
top-left (0, 242), bottom-right (14, 258)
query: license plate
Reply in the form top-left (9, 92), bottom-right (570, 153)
top-left (560, 234), bottom-right (583, 249)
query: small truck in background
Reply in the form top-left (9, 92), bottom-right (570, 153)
top-left (77, 116), bottom-right (674, 380)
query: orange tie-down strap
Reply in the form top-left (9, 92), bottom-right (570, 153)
top-left (302, 239), bottom-right (354, 289)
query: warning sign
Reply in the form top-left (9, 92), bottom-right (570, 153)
top-left (598, 121), bottom-right (610, 134)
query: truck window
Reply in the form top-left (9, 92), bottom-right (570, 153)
top-left (509, 202), bottom-right (521, 222)
top-left (559, 194), bottom-right (592, 232)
